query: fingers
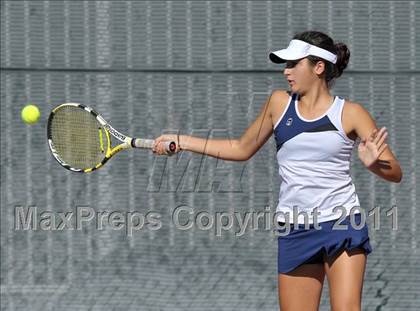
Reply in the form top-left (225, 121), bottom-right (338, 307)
top-left (373, 127), bottom-right (388, 157)
top-left (376, 129), bottom-right (388, 147)
top-left (152, 135), bottom-right (165, 154)
top-left (152, 135), bottom-right (167, 149)
top-left (152, 135), bottom-right (178, 155)
top-left (151, 136), bottom-right (161, 152)
top-left (373, 127), bottom-right (387, 145)
top-left (369, 128), bottom-right (378, 142)
top-left (154, 142), bottom-right (169, 155)
top-left (377, 142), bottom-right (388, 157)
top-left (368, 126), bottom-right (388, 157)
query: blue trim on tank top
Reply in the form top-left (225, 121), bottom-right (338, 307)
top-left (274, 93), bottom-right (339, 151)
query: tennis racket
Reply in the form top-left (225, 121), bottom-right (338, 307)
top-left (47, 103), bottom-right (177, 173)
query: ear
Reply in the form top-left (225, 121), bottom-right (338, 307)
top-left (313, 61), bottom-right (326, 75)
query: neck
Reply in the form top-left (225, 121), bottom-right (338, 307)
top-left (298, 84), bottom-right (333, 109)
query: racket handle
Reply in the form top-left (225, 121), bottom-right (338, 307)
top-left (131, 139), bottom-right (177, 155)
top-left (163, 141), bottom-right (177, 155)
top-left (131, 139), bottom-right (154, 148)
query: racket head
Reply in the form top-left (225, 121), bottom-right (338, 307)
top-left (47, 103), bottom-right (121, 173)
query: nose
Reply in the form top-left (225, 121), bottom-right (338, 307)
top-left (283, 67), bottom-right (292, 76)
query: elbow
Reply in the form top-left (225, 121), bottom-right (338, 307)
top-left (239, 147), bottom-right (253, 161)
top-left (233, 151), bottom-right (252, 162)
top-left (218, 151), bottom-right (250, 162)
top-left (232, 140), bottom-right (254, 161)
top-left (390, 167), bottom-right (403, 183)
top-left (241, 148), bottom-right (257, 162)
top-left (388, 175), bottom-right (402, 183)
top-left (393, 171), bottom-right (403, 183)
top-left (241, 153), bottom-right (252, 162)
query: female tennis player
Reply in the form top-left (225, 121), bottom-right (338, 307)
top-left (152, 30), bottom-right (402, 310)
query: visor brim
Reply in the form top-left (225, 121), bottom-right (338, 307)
top-left (269, 50), bottom-right (306, 64)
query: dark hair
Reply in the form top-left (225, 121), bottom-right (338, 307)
top-left (293, 30), bottom-right (350, 88)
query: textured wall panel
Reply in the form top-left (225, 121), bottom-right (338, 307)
top-left (1, 1), bottom-right (419, 310)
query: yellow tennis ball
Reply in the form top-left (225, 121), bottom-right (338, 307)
top-left (21, 104), bottom-right (41, 125)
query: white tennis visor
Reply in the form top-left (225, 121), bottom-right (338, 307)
top-left (269, 39), bottom-right (337, 64)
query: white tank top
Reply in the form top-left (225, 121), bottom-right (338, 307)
top-left (273, 92), bottom-right (361, 224)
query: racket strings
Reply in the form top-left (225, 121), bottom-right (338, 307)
top-left (49, 106), bottom-right (108, 169)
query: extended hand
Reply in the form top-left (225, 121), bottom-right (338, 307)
top-left (358, 126), bottom-right (388, 168)
top-left (152, 134), bottom-right (182, 155)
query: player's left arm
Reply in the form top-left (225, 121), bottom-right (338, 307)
top-left (346, 102), bottom-right (402, 183)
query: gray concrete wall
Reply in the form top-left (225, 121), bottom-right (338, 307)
top-left (1, 1), bottom-right (419, 310)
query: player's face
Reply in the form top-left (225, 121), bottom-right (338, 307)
top-left (283, 58), bottom-right (316, 93)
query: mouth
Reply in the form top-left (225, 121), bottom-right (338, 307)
top-left (288, 80), bottom-right (295, 85)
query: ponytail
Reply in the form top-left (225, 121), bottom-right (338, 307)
top-left (333, 42), bottom-right (350, 79)
top-left (293, 30), bottom-right (351, 88)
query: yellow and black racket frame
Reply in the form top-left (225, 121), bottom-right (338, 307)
top-left (47, 103), bottom-right (168, 173)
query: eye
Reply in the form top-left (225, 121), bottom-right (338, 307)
top-left (285, 59), bottom-right (301, 68)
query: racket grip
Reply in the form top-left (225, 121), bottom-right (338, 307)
top-left (164, 141), bottom-right (177, 155)
top-left (131, 139), bottom-right (177, 155)
top-left (131, 139), bottom-right (154, 149)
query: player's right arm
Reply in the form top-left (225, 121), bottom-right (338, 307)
top-left (153, 90), bottom-right (289, 161)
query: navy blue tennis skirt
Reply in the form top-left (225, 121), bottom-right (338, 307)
top-left (277, 213), bottom-right (372, 274)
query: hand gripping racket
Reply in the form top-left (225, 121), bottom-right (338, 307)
top-left (47, 103), bottom-right (177, 173)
